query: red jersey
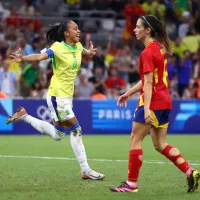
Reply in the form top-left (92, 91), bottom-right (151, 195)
top-left (138, 41), bottom-right (172, 110)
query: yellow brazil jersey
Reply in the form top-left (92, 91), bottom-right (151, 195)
top-left (48, 41), bottom-right (83, 97)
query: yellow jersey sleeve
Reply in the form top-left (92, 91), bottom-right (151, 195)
top-left (49, 42), bottom-right (60, 53)
top-left (76, 42), bottom-right (84, 53)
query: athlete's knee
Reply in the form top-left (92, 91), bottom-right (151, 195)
top-left (66, 123), bottom-right (82, 137)
top-left (130, 132), bottom-right (143, 143)
top-left (67, 123), bottom-right (83, 145)
top-left (69, 124), bottom-right (82, 137)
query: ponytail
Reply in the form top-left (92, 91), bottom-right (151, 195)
top-left (46, 20), bottom-right (71, 43)
top-left (141, 15), bottom-right (172, 55)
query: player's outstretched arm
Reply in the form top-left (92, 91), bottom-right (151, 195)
top-left (10, 48), bottom-right (49, 64)
top-left (82, 41), bottom-right (97, 56)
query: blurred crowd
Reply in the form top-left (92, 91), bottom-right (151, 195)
top-left (0, 0), bottom-right (200, 100)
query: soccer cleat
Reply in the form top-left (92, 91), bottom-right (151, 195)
top-left (187, 169), bottom-right (200, 192)
top-left (82, 170), bottom-right (105, 180)
top-left (6, 107), bottom-right (27, 124)
top-left (110, 181), bottom-right (138, 192)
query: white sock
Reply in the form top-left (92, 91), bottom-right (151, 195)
top-left (70, 132), bottom-right (91, 173)
top-left (23, 115), bottom-right (62, 141)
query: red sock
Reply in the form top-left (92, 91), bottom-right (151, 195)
top-left (162, 145), bottom-right (190, 173)
top-left (128, 149), bottom-right (143, 182)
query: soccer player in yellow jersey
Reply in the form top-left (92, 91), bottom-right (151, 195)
top-left (6, 20), bottom-right (105, 180)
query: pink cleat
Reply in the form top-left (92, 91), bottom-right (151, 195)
top-left (110, 181), bottom-right (138, 193)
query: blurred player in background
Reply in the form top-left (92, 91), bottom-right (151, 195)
top-left (6, 20), bottom-right (105, 180)
top-left (110, 15), bottom-right (199, 193)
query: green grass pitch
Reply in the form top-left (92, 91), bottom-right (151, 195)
top-left (0, 135), bottom-right (200, 200)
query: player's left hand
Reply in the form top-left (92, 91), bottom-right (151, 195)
top-left (144, 109), bottom-right (154, 124)
top-left (117, 93), bottom-right (130, 108)
top-left (89, 41), bottom-right (97, 56)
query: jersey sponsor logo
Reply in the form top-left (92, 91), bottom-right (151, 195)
top-left (0, 99), bottom-right (13, 131)
top-left (66, 110), bottom-right (70, 115)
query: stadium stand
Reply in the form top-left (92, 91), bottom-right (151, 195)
top-left (0, 0), bottom-right (200, 99)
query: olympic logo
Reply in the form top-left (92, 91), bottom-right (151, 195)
top-left (37, 105), bottom-right (52, 123)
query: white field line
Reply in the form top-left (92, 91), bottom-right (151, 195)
top-left (0, 155), bottom-right (200, 166)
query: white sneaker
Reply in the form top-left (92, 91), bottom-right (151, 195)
top-left (82, 170), bottom-right (105, 180)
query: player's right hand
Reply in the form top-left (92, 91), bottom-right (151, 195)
top-left (10, 48), bottom-right (23, 64)
top-left (117, 94), bottom-right (130, 108)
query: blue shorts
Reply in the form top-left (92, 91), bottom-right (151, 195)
top-left (133, 106), bottom-right (171, 128)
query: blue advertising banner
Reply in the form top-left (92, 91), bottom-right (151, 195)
top-left (0, 99), bottom-right (200, 134)
top-left (0, 99), bottom-right (13, 131)
top-left (91, 100), bottom-right (137, 133)
top-left (13, 99), bottom-right (51, 134)
top-left (168, 100), bottom-right (200, 134)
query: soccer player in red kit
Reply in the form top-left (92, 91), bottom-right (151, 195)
top-left (110, 15), bottom-right (200, 193)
